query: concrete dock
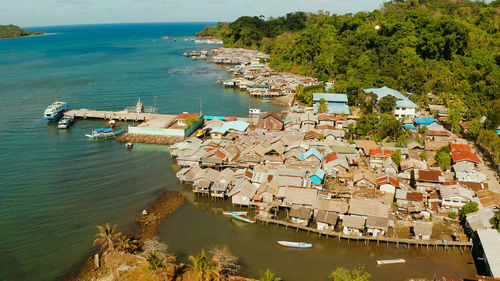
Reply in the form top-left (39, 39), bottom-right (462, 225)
top-left (64, 109), bottom-right (169, 122)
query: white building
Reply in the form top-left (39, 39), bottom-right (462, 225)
top-left (364, 86), bottom-right (418, 119)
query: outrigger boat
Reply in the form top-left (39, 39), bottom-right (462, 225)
top-left (223, 211), bottom-right (248, 216)
top-left (376, 259), bottom-right (406, 265)
top-left (86, 128), bottom-right (124, 139)
top-left (277, 241), bottom-right (312, 248)
top-left (231, 214), bottom-right (255, 224)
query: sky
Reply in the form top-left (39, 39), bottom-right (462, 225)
top-left (1, 0), bottom-right (387, 27)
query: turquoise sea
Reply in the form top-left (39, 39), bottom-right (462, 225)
top-left (0, 23), bottom-right (476, 281)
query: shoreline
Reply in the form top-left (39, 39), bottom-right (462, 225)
top-left (61, 191), bottom-right (185, 281)
top-left (0, 32), bottom-right (56, 40)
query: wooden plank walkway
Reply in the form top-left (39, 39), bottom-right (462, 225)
top-left (257, 216), bottom-right (472, 250)
top-left (65, 109), bottom-right (162, 122)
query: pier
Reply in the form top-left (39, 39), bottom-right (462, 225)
top-left (256, 216), bottom-right (473, 250)
top-left (64, 109), bottom-right (166, 122)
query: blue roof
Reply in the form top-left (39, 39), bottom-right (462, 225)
top-left (95, 128), bottom-right (113, 133)
top-left (403, 124), bottom-right (417, 131)
top-left (313, 104), bottom-right (350, 115)
top-left (414, 117), bottom-right (436, 125)
top-left (205, 116), bottom-right (225, 120)
top-left (363, 86), bottom-right (418, 108)
top-left (497, 129), bottom-right (500, 135)
top-left (210, 120), bottom-right (249, 134)
top-left (313, 93), bottom-right (348, 103)
top-left (299, 148), bottom-right (323, 161)
top-left (310, 168), bottom-right (326, 184)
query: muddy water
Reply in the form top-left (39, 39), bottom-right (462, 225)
top-left (159, 187), bottom-right (476, 281)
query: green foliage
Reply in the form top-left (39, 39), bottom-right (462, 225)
top-left (184, 116), bottom-right (201, 127)
top-left (477, 129), bottom-right (500, 164)
top-left (0, 25), bottom-right (43, 39)
top-left (296, 84), bottom-right (325, 105)
top-left (459, 202), bottom-right (479, 222)
top-left (329, 264), bottom-right (371, 281)
top-left (491, 213), bottom-right (500, 232)
top-left (448, 212), bottom-right (457, 220)
top-left (391, 149), bottom-right (402, 166)
top-left (201, 0), bottom-right (499, 143)
top-left (188, 249), bottom-right (220, 276)
top-left (420, 150), bottom-right (428, 161)
top-left (377, 114), bottom-right (402, 141)
top-left (378, 95), bottom-right (398, 113)
top-left (147, 252), bottom-right (164, 271)
top-left (318, 98), bottom-right (328, 113)
top-left (418, 125), bottom-right (428, 134)
top-left (435, 145), bottom-right (452, 170)
top-left (467, 119), bottom-right (483, 138)
top-left (259, 269), bottom-right (282, 281)
top-left (357, 91), bottom-right (378, 114)
top-left (196, 22), bottom-right (231, 39)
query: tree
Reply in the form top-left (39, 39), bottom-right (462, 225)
top-left (147, 252), bottom-right (165, 271)
top-left (93, 223), bottom-right (121, 253)
top-left (185, 116), bottom-right (201, 127)
top-left (491, 213), bottom-right (500, 232)
top-left (377, 114), bottom-right (401, 141)
top-left (329, 264), bottom-right (371, 281)
top-left (377, 95), bottom-right (398, 114)
top-left (391, 149), bottom-right (402, 166)
top-left (418, 125), bottom-right (428, 134)
top-left (435, 146), bottom-right (452, 170)
top-left (260, 269), bottom-right (282, 281)
top-left (420, 150), bottom-right (428, 161)
top-left (459, 202), bottom-right (478, 222)
top-left (210, 246), bottom-right (240, 275)
top-left (189, 249), bottom-right (221, 279)
top-left (116, 235), bottom-right (139, 253)
top-left (467, 119), bottom-right (483, 138)
top-left (448, 106), bottom-right (463, 134)
top-left (319, 98), bottom-right (328, 113)
top-left (448, 212), bottom-right (457, 220)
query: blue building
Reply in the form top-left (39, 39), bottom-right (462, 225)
top-left (310, 168), bottom-right (326, 185)
top-left (312, 93), bottom-right (350, 115)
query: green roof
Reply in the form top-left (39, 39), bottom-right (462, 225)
top-left (331, 145), bottom-right (357, 154)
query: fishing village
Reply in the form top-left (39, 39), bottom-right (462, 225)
top-left (43, 45), bottom-right (500, 280)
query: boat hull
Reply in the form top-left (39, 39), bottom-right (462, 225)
top-left (231, 214), bottom-right (255, 224)
top-left (277, 241), bottom-right (312, 248)
top-left (377, 259), bottom-right (406, 265)
top-left (223, 211), bottom-right (248, 216)
top-left (45, 113), bottom-right (63, 121)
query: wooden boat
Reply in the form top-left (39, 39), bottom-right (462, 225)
top-left (231, 214), bottom-right (255, 224)
top-left (223, 211), bottom-right (248, 216)
top-left (277, 241), bottom-right (312, 248)
top-left (125, 142), bottom-right (134, 149)
top-left (376, 259), bottom-right (406, 265)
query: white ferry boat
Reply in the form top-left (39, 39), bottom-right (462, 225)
top-left (44, 101), bottom-right (68, 121)
top-left (249, 108), bottom-right (262, 115)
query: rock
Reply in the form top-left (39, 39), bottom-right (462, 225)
top-left (94, 254), bottom-right (100, 268)
top-left (141, 210), bottom-right (148, 215)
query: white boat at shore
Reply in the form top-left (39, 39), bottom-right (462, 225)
top-left (223, 211), bottom-right (248, 216)
top-left (249, 108), bottom-right (261, 115)
top-left (377, 259), bottom-right (406, 265)
top-left (231, 214), bottom-right (255, 224)
top-left (277, 241), bottom-right (312, 248)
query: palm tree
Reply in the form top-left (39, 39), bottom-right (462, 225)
top-left (93, 223), bottom-right (121, 253)
top-left (116, 235), bottom-right (138, 253)
top-left (188, 249), bottom-right (220, 280)
top-left (147, 252), bottom-right (164, 271)
top-left (260, 269), bottom-right (282, 281)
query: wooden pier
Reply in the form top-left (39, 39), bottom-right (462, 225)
top-left (65, 109), bottom-right (163, 122)
top-left (256, 216), bottom-right (472, 250)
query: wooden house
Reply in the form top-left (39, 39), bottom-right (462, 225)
top-left (228, 180), bottom-right (257, 206)
top-left (342, 215), bottom-right (366, 235)
top-left (316, 210), bottom-right (338, 231)
top-left (413, 221), bottom-right (433, 240)
top-left (256, 111), bottom-right (283, 130)
top-left (288, 207), bottom-right (312, 226)
top-left (366, 216), bottom-right (389, 237)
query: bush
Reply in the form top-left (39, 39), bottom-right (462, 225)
top-left (448, 212), bottom-right (457, 220)
top-left (459, 202), bottom-right (478, 222)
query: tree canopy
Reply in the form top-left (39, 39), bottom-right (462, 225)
top-left (0, 25), bottom-right (43, 39)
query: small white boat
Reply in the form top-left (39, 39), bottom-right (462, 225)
top-left (86, 128), bottom-right (124, 139)
top-left (231, 214), bottom-right (255, 224)
top-left (377, 259), bottom-right (406, 265)
top-left (277, 241), bottom-right (312, 248)
top-left (223, 211), bottom-right (248, 216)
top-left (125, 142), bottom-right (134, 149)
top-left (57, 115), bottom-right (74, 129)
top-left (249, 108), bottom-right (261, 115)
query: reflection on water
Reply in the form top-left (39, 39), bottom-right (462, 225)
top-left (159, 187), bottom-right (476, 281)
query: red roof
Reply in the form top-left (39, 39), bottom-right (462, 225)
top-left (269, 88), bottom-right (281, 92)
top-left (225, 116), bottom-right (237, 122)
top-left (369, 149), bottom-right (394, 158)
top-left (406, 192), bottom-right (424, 202)
top-left (417, 170), bottom-right (443, 182)
top-left (176, 112), bottom-right (198, 120)
top-left (326, 153), bottom-right (338, 163)
top-left (317, 114), bottom-right (336, 121)
top-left (377, 175), bottom-right (400, 188)
top-left (316, 125), bottom-right (336, 130)
top-left (334, 115), bottom-right (347, 122)
top-left (449, 143), bottom-right (481, 163)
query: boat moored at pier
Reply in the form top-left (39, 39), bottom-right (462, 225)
top-left (44, 101), bottom-right (68, 121)
top-left (377, 259), bottom-right (406, 265)
top-left (86, 128), bottom-right (125, 139)
top-left (57, 115), bottom-right (74, 129)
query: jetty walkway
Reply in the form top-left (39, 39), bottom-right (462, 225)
top-left (256, 216), bottom-right (472, 250)
top-left (65, 109), bottom-right (168, 122)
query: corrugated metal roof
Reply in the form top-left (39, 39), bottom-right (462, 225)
top-left (477, 229), bottom-right (500, 277)
top-left (363, 86), bottom-right (418, 108)
top-left (313, 93), bottom-right (348, 102)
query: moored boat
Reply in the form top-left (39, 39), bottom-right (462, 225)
top-left (44, 101), bottom-right (68, 121)
top-left (86, 128), bottom-right (124, 139)
top-left (231, 214), bottom-right (255, 224)
top-left (223, 211), bottom-right (248, 216)
top-left (249, 108), bottom-right (261, 115)
top-left (277, 241), bottom-right (312, 248)
top-left (376, 259), bottom-right (406, 265)
top-left (125, 142), bottom-right (134, 149)
top-left (57, 115), bottom-right (74, 129)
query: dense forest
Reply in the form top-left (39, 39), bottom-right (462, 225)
top-left (0, 25), bottom-right (43, 39)
top-left (198, 0), bottom-right (500, 163)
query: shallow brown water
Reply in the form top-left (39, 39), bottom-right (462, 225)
top-left (159, 189), bottom-right (476, 281)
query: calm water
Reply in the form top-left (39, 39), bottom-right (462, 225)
top-left (0, 23), bottom-right (474, 281)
